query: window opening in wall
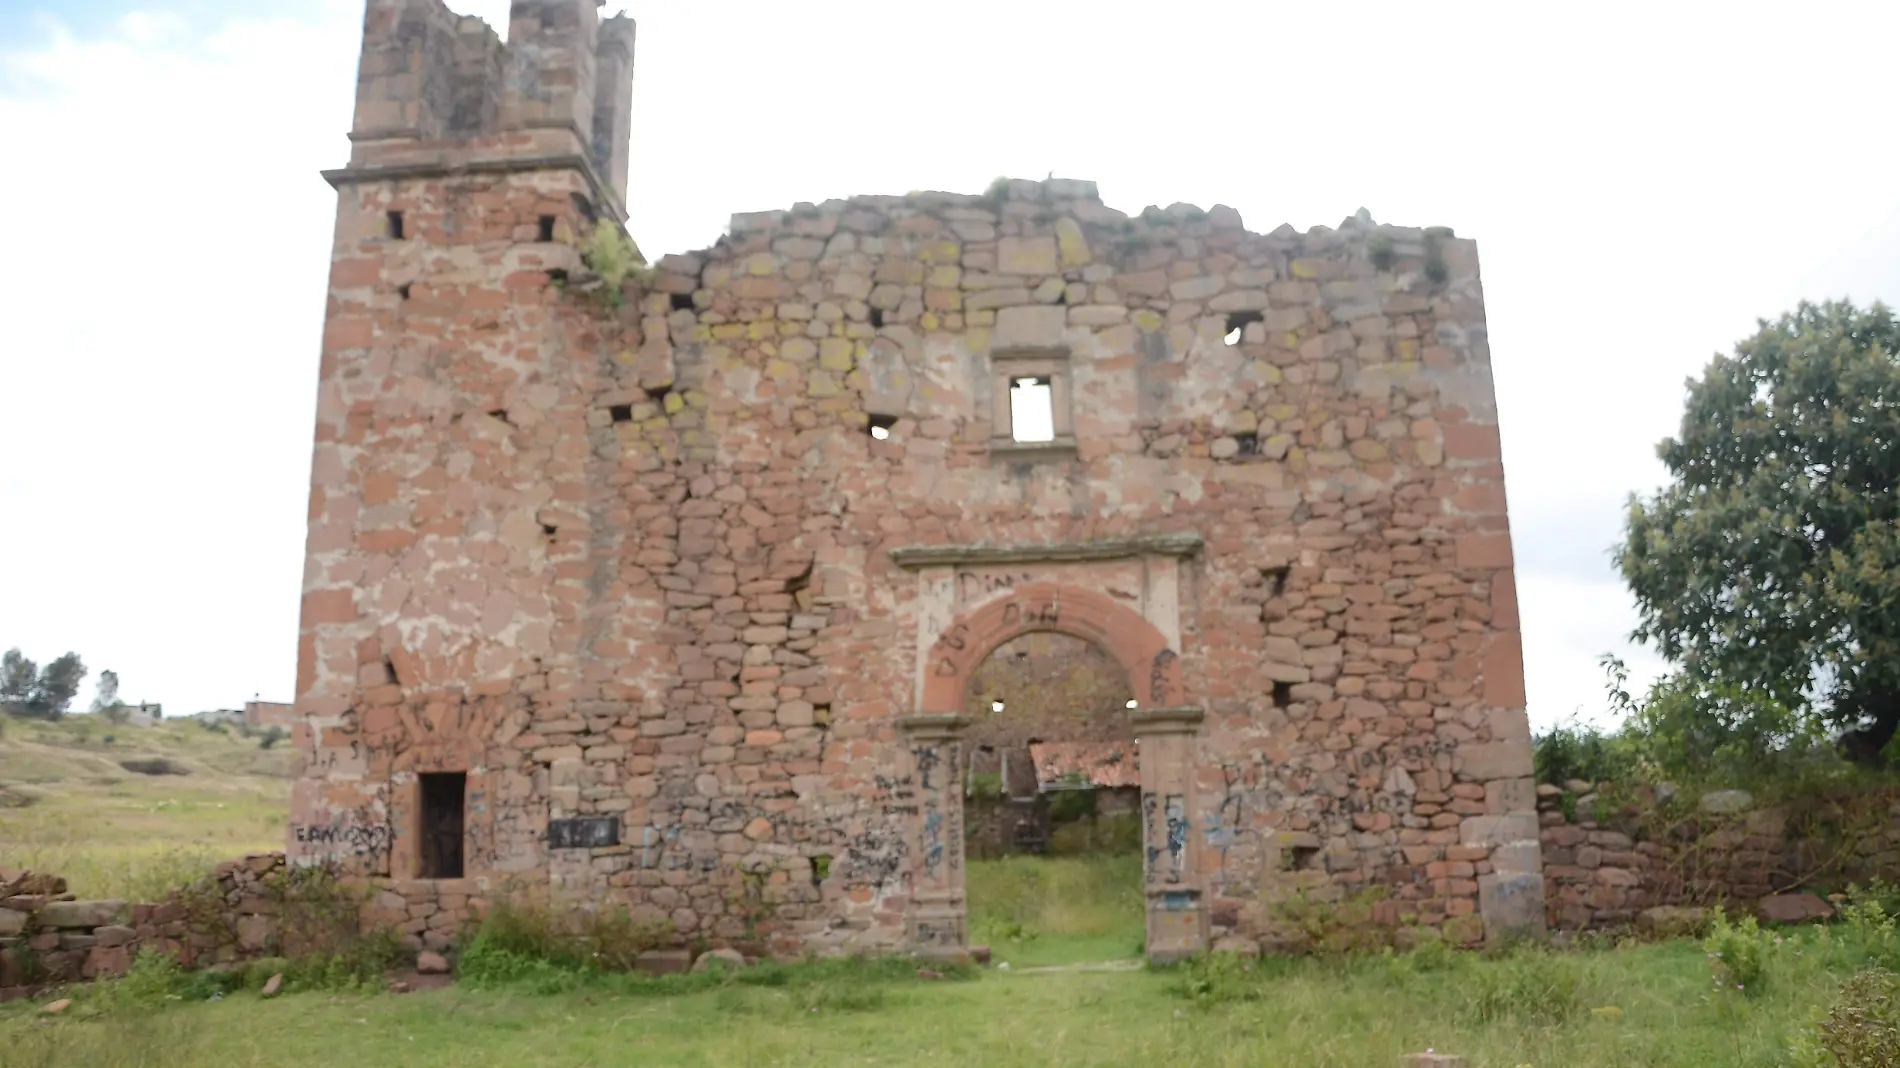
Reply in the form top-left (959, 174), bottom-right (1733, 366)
top-left (418, 772), bottom-right (466, 879)
top-left (538, 215), bottom-right (557, 242)
top-left (1235, 433), bottom-right (1259, 456)
top-left (869, 307), bottom-right (884, 329)
top-left (1223, 311), bottom-right (1263, 347)
top-left (397, 283), bottom-right (412, 301)
top-left (670, 291), bottom-right (695, 312)
top-left (609, 404), bottom-right (633, 423)
top-left (1272, 681), bottom-right (1292, 708)
top-left (1008, 377), bottom-right (1055, 443)
top-left (868, 413), bottom-right (897, 441)
top-left (386, 211), bottom-right (405, 240)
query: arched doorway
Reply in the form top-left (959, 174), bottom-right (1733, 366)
top-left (900, 583), bottom-right (1207, 963)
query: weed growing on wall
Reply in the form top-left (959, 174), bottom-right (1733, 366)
top-left (578, 220), bottom-right (646, 309)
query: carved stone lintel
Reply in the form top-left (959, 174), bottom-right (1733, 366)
top-left (896, 713), bottom-right (970, 741)
top-left (1130, 706), bottom-right (1204, 736)
top-left (888, 532), bottom-right (1203, 570)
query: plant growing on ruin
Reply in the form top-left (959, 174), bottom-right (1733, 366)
top-left (1616, 301), bottom-right (1900, 766)
top-left (577, 219), bottom-right (648, 309)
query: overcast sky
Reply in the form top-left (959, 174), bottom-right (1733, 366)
top-left (2, 0), bottom-right (1896, 724)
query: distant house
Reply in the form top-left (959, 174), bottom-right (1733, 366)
top-left (244, 701), bottom-right (296, 729)
top-left (118, 702), bottom-right (162, 727)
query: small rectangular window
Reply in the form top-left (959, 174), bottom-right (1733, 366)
top-left (537, 215), bottom-right (556, 242)
top-left (418, 772), bottom-right (465, 878)
top-left (386, 211), bottom-right (405, 240)
top-left (1008, 377), bottom-right (1054, 443)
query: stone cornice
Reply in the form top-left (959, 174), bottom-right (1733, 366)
top-left (320, 152), bottom-right (630, 226)
top-left (896, 714), bottom-right (970, 741)
top-left (1130, 706), bottom-right (1205, 735)
top-left (889, 533), bottom-right (1203, 570)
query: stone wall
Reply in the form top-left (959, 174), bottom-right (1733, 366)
top-left (0, 854), bottom-right (297, 997)
top-left (1538, 782), bottom-right (1900, 933)
top-left (291, 0), bottom-right (1535, 959)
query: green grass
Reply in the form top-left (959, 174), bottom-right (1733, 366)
top-left (0, 713), bottom-right (290, 898)
top-left (965, 853), bottom-right (1146, 967)
top-left (5, 926), bottom-right (1896, 1067)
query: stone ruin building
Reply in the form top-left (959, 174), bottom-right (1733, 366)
top-left (290, 0), bottom-right (1543, 961)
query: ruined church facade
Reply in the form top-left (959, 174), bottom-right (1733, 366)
top-left (291, 0), bottom-right (1542, 959)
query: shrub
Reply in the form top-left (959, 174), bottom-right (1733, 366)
top-left (1532, 714), bottom-right (1639, 787)
top-left (1173, 951), bottom-right (1268, 1006)
top-left (457, 895), bottom-right (673, 984)
top-left (1459, 949), bottom-right (1584, 1025)
top-left (1793, 968), bottom-right (1900, 1068)
top-left (1704, 909), bottom-right (1767, 996)
top-left (1269, 887), bottom-right (1397, 955)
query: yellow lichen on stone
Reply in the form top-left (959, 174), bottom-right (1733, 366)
top-left (1055, 217), bottom-right (1091, 267)
top-left (1290, 259), bottom-right (1319, 279)
top-left (917, 240), bottom-right (962, 264)
top-left (1132, 309), bottom-right (1165, 333)
top-left (662, 392), bottom-right (685, 415)
top-left (818, 338), bottom-right (855, 371)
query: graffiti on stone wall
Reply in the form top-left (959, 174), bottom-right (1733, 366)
top-left (290, 809), bottom-right (394, 867)
top-left (1164, 794), bottom-right (1187, 885)
top-left (956, 571), bottom-right (1037, 603)
top-left (1148, 648), bottom-right (1178, 706)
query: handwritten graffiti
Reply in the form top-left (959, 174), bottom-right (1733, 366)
top-left (940, 623), bottom-right (969, 652)
top-left (292, 817), bottom-right (393, 861)
top-left (1143, 792), bottom-right (1161, 885)
top-left (913, 746), bottom-right (942, 791)
top-left (1164, 794), bottom-right (1187, 885)
top-left (844, 830), bottom-right (911, 893)
top-left (1000, 599), bottom-right (1061, 629)
top-left (957, 571), bottom-right (1035, 603)
top-left (1148, 648), bottom-right (1179, 706)
top-left (921, 802), bottom-right (945, 879)
top-left (914, 919), bottom-right (963, 946)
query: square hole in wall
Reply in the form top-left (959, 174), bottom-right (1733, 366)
top-left (1223, 311), bottom-right (1262, 346)
top-left (868, 413), bottom-right (897, 441)
top-left (1234, 433), bottom-right (1258, 456)
top-left (418, 772), bottom-right (466, 878)
top-left (1008, 377), bottom-right (1055, 443)
top-left (538, 215), bottom-right (557, 242)
top-left (1272, 681), bottom-right (1293, 708)
top-left (608, 404), bottom-right (633, 423)
top-left (671, 291), bottom-right (695, 312)
top-left (386, 211), bottom-right (405, 240)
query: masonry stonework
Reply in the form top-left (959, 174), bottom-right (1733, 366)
top-left (291, 0), bottom-right (1539, 959)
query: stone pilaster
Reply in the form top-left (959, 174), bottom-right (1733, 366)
top-left (897, 714), bottom-right (969, 961)
top-left (1132, 706), bottom-right (1206, 963)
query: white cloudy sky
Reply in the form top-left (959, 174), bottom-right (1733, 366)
top-left (1, 0), bottom-right (1896, 724)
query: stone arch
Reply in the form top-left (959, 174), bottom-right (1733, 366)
top-left (920, 583), bottom-right (1182, 716)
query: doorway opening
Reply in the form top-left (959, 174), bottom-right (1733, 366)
top-left (960, 631), bottom-right (1144, 966)
top-left (418, 771), bottom-right (466, 878)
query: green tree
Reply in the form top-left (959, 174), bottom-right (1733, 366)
top-left (0, 647), bottom-right (89, 720)
top-left (92, 669), bottom-right (123, 714)
top-left (1616, 301), bottom-right (1900, 764)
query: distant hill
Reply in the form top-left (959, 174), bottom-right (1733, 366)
top-left (0, 712), bottom-right (292, 899)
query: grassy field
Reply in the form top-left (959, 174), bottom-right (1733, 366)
top-left (966, 852), bottom-right (1146, 967)
top-left (6, 723), bottom-right (1898, 1066)
top-left (5, 920), bottom-right (1896, 1067)
top-left (0, 713), bottom-right (290, 898)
